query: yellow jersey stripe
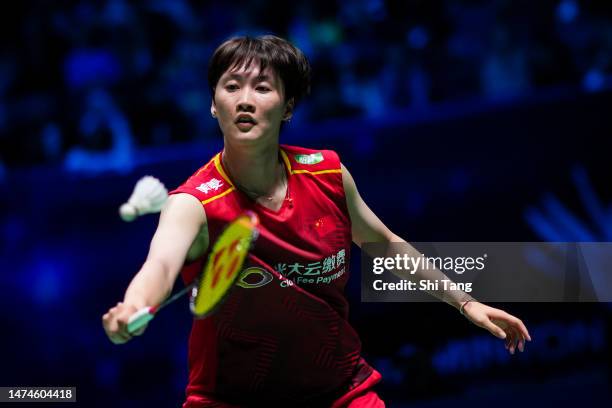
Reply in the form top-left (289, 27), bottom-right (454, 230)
top-left (293, 169), bottom-right (342, 175)
top-left (202, 187), bottom-right (235, 205)
top-left (280, 149), bottom-right (293, 174)
top-left (195, 156), bottom-right (216, 176)
top-left (214, 153), bottom-right (235, 188)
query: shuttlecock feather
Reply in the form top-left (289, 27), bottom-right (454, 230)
top-left (119, 176), bottom-right (168, 222)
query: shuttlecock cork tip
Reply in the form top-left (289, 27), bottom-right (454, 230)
top-left (119, 203), bottom-right (138, 222)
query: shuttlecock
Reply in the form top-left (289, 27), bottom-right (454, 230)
top-left (119, 176), bottom-right (168, 222)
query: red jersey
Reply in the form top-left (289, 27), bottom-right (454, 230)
top-left (170, 145), bottom-right (375, 407)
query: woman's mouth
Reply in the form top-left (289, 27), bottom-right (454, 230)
top-left (236, 122), bottom-right (255, 131)
top-left (235, 115), bottom-right (257, 131)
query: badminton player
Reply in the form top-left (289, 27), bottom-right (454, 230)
top-left (103, 35), bottom-right (531, 407)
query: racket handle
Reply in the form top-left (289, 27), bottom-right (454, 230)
top-left (127, 306), bottom-right (155, 334)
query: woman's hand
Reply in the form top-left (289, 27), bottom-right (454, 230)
top-left (102, 301), bottom-right (145, 344)
top-left (461, 301), bottom-right (532, 354)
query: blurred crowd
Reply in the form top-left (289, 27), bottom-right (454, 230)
top-left (0, 0), bottom-right (611, 171)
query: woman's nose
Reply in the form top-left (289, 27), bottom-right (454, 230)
top-left (236, 89), bottom-right (255, 112)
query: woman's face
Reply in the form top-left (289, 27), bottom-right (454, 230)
top-left (212, 62), bottom-right (292, 145)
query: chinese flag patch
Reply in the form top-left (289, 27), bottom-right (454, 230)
top-left (313, 215), bottom-right (335, 238)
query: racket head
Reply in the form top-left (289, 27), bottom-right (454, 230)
top-left (190, 211), bottom-right (259, 317)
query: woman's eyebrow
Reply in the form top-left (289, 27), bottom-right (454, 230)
top-left (223, 72), bottom-right (272, 82)
top-left (254, 74), bottom-right (271, 81)
top-left (224, 73), bottom-right (244, 80)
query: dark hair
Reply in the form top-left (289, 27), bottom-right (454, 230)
top-left (208, 35), bottom-right (311, 107)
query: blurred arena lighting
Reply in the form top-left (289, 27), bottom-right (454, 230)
top-left (407, 26), bottom-right (429, 50)
top-left (556, 0), bottom-right (579, 23)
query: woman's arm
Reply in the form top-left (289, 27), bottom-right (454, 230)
top-left (342, 164), bottom-right (531, 353)
top-left (102, 193), bottom-right (207, 344)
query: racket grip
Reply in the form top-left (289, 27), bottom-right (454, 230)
top-left (127, 306), bottom-right (155, 334)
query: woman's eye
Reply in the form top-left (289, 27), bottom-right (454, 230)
top-left (256, 86), bottom-right (270, 92)
top-left (225, 84), bottom-right (238, 91)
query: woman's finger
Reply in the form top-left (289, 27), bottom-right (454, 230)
top-left (481, 319), bottom-right (507, 340)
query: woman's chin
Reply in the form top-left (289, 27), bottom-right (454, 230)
top-left (226, 129), bottom-right (268, 144)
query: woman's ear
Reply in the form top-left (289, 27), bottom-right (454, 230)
top-left (210, 102), bottom-right (217, 118)
top-left (283, 98), bottom-right (295, 121)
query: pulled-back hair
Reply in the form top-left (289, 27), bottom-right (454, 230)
top-left (208, 35), bottom-right (311, 107)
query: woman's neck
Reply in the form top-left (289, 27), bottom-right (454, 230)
top-left (222, 142), bottom-right (283, 198)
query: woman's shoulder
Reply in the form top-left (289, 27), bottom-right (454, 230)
top-left (280, 144), bottom-right (341, 173)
